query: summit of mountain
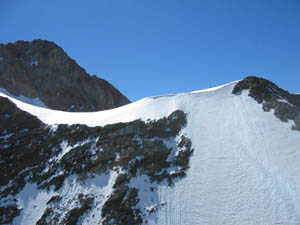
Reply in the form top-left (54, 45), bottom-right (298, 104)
top-left (0, 39), bottom-right (130, 112)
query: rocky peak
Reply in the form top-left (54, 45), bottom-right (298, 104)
top-left (233, 76), bottom-right (300, 130)
top-left (232, 76), bottom-right (300, 106)
top-left (0, 39), bottom-right (130, 112)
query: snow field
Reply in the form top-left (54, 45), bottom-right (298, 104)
top-left (2, 81), bottom-right (300, 225)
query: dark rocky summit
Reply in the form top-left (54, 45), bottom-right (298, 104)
top-left (0, 39), bottom-right (130, 112)
top-left (233, 76), bottom-right (300, 131)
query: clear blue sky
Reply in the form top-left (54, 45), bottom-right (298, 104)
top-left (1, 0), bottom-right (300, 101)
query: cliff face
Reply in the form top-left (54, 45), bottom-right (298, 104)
top-left (0, 39), bottom-right (130, 112)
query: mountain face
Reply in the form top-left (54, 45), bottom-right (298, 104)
top-left (1, 76), bottom-right (300, 225)
top-left (0, 98), bottom-right (191, 225)
top-left (0, 40), bottom-right (130, 112)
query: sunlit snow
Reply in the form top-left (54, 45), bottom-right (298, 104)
top-left (3, 81), bottom-right (300, 225)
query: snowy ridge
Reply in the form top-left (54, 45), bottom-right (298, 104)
top-left (2, 80), bottom-right (300, 225)
top-left (0, 81), bottom-right (238, 127)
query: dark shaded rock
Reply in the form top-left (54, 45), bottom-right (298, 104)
top-left (0, 204), bottom-right (20, 225)
top-left (0, 39), bottom-right (130, 111)
top-left (0, 96), bottom-right (193, 225)
top-left (0, 97), bottom-right (43, 134)
top-left (174, 135), bottom-right (193, 168)
top-left (37, 194), bottom-right (94, 225)
top-left (233, 76), bottom-right (300, 131)
top-left (47, 195), bottom-right (62, 205)
top-left (61, 194), bottom-right (94, 225)
top-left (102, 187), bottom-right (142, 225)
top-left (36, 208), bottom-right (57, 225)
top-left (113, 174), bottom-right (130, 188)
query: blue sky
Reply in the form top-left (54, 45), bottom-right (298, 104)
top-left (1, 0), bottom-right (300, 101)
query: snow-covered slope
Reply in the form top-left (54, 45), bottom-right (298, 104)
top-left (1, 78), bottom-right (300, 225)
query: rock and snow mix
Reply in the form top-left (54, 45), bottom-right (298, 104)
top-left (1, 77), bottom-right (300, 225)
top-left (0, 98), bottom-right (192, 225)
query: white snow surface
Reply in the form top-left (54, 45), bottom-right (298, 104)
top-left (0, 88), bottom-right (47, 108)
top-left (4, 81), bottom-right (300, 225)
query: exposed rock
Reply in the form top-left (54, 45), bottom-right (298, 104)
top-left (0, 39), bottom-right (130, 111)
top-left (102, 186), bottom-right (142, 225)
top-left (60, 194), bottom-right (94, 225)
top-left (232, 76), bottom-right (300, 131)
top-left (0, 97), bottom-right (193, 225)
top-left (36, 194), bottom-right (94, 225)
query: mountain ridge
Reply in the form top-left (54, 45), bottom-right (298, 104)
top-left (1, 76), bottom-right (300, 225)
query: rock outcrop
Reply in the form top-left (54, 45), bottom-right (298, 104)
top-left (0, 96), bottom-right (192, 225)
top-left (232, 76), bottom-right (300, 130)
top-left (0, 39), bottom-right (130, 111)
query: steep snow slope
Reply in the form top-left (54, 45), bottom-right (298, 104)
top-left (155, 87), bottom-right (300, 225)
top-left (1, 80), bottom-right (300, 225)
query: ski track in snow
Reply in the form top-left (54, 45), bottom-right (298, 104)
top-left (2, 81), bottom-right (300, 225)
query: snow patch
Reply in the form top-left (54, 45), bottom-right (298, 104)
top-left (11, 171), bottom-right (119, 225)
top-left (29, 60), bottom-right (38, 66)
top-left (13, 183), bottom-right (54, 225)
top-left (54, 141), bottom-right (72, 161)
top-left (0, 88), bottom-right (47, 108)
top-left (277, 98), bottom-right (295, 107)
top-left (0, 133), bottom-right (14, 140)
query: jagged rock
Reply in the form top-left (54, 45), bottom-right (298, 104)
top-left (233, 76), bottom-right (300, 130)
top-left (0, 39), bottom-right (130, 111)
top-left (0, 96), bottom-right (193, 225)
